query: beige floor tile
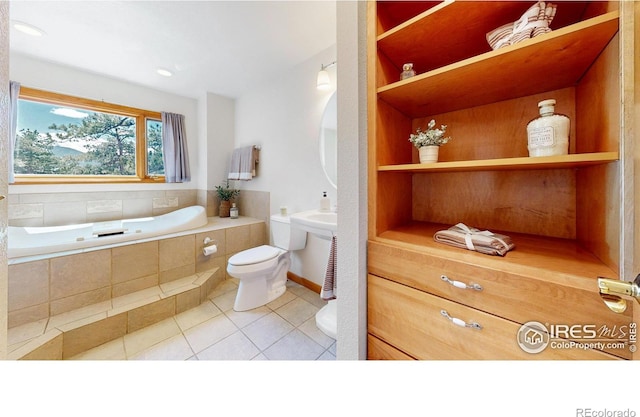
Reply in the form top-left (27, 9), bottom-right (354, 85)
top-left (196, 331), bottom-right (260, 360)
top-left (266, 290), bottom-right (296, 310)
top-left (275, 297), bottom-right (319, 327)
top-left (129, 334), bottom-right (194, 360)
top-left (174, 300), bottom-right (222, 331)
top-left (225, 305), bottom-right (270, 329)
top-left (241, 312), bottom-right (294, 351)
top-left (124, 317), bottom-right (182, 357)
top-left (207, 279), bottom-right (238, 299)
top-left (210, 290), bottom-right (237, 312)
top-left (298, 316), bottom-right (335, 349)
top-left (262, 329), bottom-right (325, 360)
top-left (183, 314), bottom-right (237, 353)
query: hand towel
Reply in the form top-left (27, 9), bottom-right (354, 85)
top-left (227, 148), bottom-right (242, 180)
top-left (486, 1), bottom-right (557, 50)
top-left (321, 235), bottom-right (337, 300)
top-left (433, 223), bottom-right (515, 256)
top-left (228, 145), bottom-right (259, 181)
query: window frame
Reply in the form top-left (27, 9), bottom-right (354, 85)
top-left (14, 86), bottom-right (164, 184)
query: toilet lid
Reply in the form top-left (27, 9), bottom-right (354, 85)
top-left (228, 245), bottom-right (280, 266)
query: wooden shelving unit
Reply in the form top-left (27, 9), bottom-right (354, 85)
top-left (367, 1), bottom-right (635, 361)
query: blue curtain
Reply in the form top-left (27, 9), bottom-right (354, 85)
top-left (8, 81), bottom-right (20, 183)
top-left (161, 112), bottom-right (190, 183)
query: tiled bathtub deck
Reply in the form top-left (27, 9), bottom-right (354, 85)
top-left (68, 280), bottom-right (336, 360)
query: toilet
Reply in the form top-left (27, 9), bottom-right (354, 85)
top-left (227, 214), bottom-right (307, 311)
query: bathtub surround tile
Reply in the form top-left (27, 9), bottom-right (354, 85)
top-left (226, 225), bottom-right (253, 255)
top-left (8, 317), bottom-right (48, 346)
top-left (7, 216), bottom-right (272, 358)
top-left (19, 331), bottom-right (64, 360)
top-left (112, 273), bottom-right (159, 298)
top-left (159, 235), bottom-right (195, 284)
top-left (249, 222), bottom-right (267, 248)
top-left (62, 313), bottom-right (128, 359)
top-left (48, 300), bottom-right (112, 330)
top-left (87, 199), bottom-right (123, 214)
top-left (8, 259), bottom-right (49, 311)
top-left (127, 296), bottom-right (176, 333)
top-left (123, 317), bottom-right (182, 357)
top-left (44, 201), bottom-right (87, 226)
top-left (176, 288), bottom-right (201, 313)
top-left (112, 241), bottom-right (159, 284)
top-left (42, 283), bottom-right (335, 361)
top-left (49, 286), bottom-right (112, 316)
top-left (69, 338), bottom-right (127, 360)
top-left (8, 203), bottom-right (44, 220)
top-left (8, 303), bottom-right (49, 329)
top-left (50, 250), bottom-right (111, 299)
top-left (152, 196), bottom-right (179, 209)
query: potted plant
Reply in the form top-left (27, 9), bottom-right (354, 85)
top-left (408, 119), bottom-right (451, 163)
top-left (215, 180), bottom-right (240, 217)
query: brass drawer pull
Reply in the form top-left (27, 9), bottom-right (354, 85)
top-left (441, 275), bottom-right (483, 291)
top-left (440, 310), bottom-right (482, 330)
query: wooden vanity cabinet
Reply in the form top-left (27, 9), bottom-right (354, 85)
top-left (367, 1), bottom-right (636, 360)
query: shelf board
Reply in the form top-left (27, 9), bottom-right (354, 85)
top-left (377, 11), bottom-right (619, 118)
top-left (373, 221), bottom-right (619, 288)
top-left (377, 152), bottom-right (619, 173)
top-left (377, 1), bottom-right (596, 75)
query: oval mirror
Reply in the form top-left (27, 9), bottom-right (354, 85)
top-left (320, 92), bottom-right (337, 189)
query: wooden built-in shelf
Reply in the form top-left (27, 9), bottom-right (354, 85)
top-left (377, 152), bottom-right (619, 173)
top-left (377, 11), bottom-right (619, 118)
top-left (375, 221), bottom-right (619, 288)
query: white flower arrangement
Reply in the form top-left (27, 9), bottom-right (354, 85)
top-left (408, 119), bottom-right (451, 148)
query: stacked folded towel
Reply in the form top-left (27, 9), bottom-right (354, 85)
top-left (434, 223), bottom-right (515, 256)
top-left (486, 1), bottom-right (557, 50)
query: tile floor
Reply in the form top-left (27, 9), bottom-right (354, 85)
top-left (68, 279), bottom-right (336, 360)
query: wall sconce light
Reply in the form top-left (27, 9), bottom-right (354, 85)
top-left (317, 61), bottom-right (336, 90)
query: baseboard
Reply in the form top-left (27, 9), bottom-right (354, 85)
top-left (287, 271), bottom-right (321, 294)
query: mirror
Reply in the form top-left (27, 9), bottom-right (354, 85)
top-left (320, 92), bottom-right (337, 189)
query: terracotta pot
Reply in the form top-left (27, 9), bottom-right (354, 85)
top-left (219, 200), bottom-right (231, 217)
top-left (419, 145), bottom-right (439, 163)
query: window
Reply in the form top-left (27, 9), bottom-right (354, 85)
top-left (14, 87), bottom-right (164, 183)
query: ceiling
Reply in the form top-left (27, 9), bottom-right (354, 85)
top-left (9, 0), bottom-right (337, 99)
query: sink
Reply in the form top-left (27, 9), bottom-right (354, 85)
top-left (289, 209), bottom-right (337, 238)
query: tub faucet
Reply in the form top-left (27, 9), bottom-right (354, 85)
top-left (597, 274), bottom-right (640, 314)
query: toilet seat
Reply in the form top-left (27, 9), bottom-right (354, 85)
top-left (228, 245), bottom-right (281, 266)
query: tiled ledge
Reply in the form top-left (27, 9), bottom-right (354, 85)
top-left (8, 267), bottom-right (222, 360)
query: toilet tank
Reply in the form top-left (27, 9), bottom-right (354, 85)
top-left (270, 214), bottom-right (306, 250)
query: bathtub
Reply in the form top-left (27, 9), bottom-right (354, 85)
top-left (8, 205), bottom-right (208, 259)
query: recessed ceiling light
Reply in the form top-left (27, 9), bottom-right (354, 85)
top-left (156, 68), bottom-right (173, 77)
top-left (12, 21), bottom-right (45, 37)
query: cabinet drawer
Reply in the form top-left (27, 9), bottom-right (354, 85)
top-left (368, 334), bottom-right (415, 360)
top-left (368, 274), bottom-right (619, 360)
top-left (368, 241), bottom-right (633, 352)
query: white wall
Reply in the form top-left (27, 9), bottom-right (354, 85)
top-left (234, 45), bottom-right (337, 214)
top-left (9, 53), bottom-right (201, 194)
top-left (234, 44), bottom-right (338, 287)
top-left (1, 1), bottom-right (10, 359)
top-left (336, 0), bottom-right (368, 360)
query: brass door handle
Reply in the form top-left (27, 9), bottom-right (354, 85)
top-left (0, 195), bottom-right (5, 201)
